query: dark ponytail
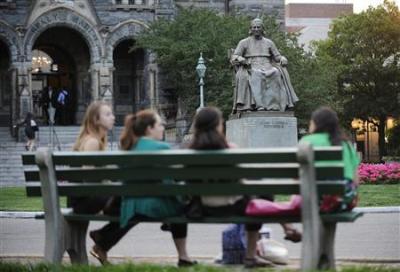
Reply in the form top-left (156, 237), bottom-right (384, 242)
top-left (311, 106), bottom-right (348, 146)
top-left (120, 114), bottom-right (137, 150)
top-left (119, 110), bottom-right (158, 150)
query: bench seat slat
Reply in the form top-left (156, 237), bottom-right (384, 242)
top-left (60, 212), bottom-right (362, 224)
top-left (25, 180), bottom-right (347, 197)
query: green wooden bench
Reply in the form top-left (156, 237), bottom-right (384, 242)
top-left (22, 143), bottom-right (363, 271)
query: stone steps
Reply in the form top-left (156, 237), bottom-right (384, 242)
top-left (0, 125), bottom-right (177, 186)
top-left (0, 126), bottom-right (124, 186)
top-left (0, 142), bottom-right (121, 187)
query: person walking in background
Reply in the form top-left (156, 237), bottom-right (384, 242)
top-left (57, 86), bottom-right (69, 125)
top-left (19, 112), bottom-right (39, 151)
top-left (48, 86), bottom-right (58, 124)
top-left (300, 106), bottom-right (360, 212)
top-left (119, 109), bottom-right (196, 267)
top-left (39, 87), bottom-right (50, 124)
top-left (69, 101), bottom-right (131, 265)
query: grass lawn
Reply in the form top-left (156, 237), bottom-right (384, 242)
top-left (0, 184), bottom-right (399, 211)
top-left (0, 262), bottom-right (398, 272)
top-left (0, 187), bottom-right (66, 211)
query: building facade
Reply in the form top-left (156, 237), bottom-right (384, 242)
top-left (0, 0), bottom-right (284, 133)
top-left (285, 3), bottom-right (353, 51)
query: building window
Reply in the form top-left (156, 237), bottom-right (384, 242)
top-left (112, 0), bottom-right (155, 10)
top-left (0, 0), bottom-right (16, 8)
top-left (114, 0), bottom-right (149, 5)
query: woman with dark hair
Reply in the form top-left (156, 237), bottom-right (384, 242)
top-left (20, 112), bottom-right (38, 151)
top-left (300, 106), bottom-right (360, 212)
top-left (119, 109), bottom-right (195, 267)
top-left (189, 106), bottom-right (272, 268)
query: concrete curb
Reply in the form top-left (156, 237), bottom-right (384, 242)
top-left (1, 206), bottom-right (399, 219)
top-left (0, 254), bottom-right (399, 263)
top-left (353, 206), bottom-right (400, 213)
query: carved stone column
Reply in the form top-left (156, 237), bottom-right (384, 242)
top-left (148, 64), bottom-right (157, 110)
top-left (9, 65), bottom-right (18, 125)
top-left (99, 64), bottom-right (114, 106)
top-left (16, 62), bottom-right (32, 119)
top-left (89, 64), bottom-right (100, 101)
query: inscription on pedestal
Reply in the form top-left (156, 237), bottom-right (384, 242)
top-left (226, 115), bottom-right (298, 148)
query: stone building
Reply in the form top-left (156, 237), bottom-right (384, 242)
top-left (0, 0), bottom-right (284, 137)
top-left (286, 3), bottom-right (353, 52)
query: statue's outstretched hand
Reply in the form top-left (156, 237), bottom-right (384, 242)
top-left (280, 56), bottom-right (288, 66)
top-left (231, 55), bottom-right (247, 66)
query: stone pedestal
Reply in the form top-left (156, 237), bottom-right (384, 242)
top-left (226, 111), bottom-right (298, 148)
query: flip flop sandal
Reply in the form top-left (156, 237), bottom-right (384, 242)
top-left (284, 229), bottom-right (302, 243)
top-left (90, 245), bottom-right (109, 265)
top-left (244, 256), bottom-right (274, 268)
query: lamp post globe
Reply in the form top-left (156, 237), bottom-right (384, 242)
top-left (196, 53), bottom-right (206, 79)
top-left (196, 52), bottom-right (206, 110)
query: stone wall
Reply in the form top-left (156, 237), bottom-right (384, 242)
top-left (175, 0), bottom-right (285, 23)
top-left (231, 0), bottom-right (284, 22)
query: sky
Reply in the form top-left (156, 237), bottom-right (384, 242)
top-left (285, 0), bottom-right (400, 13)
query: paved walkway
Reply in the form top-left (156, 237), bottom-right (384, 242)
top-left (1, 213), bottom-right (399, 266)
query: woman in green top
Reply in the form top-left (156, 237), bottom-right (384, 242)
top-left (119, 109), bottom-right (196, 267)
top-left (300, 106), bottom-right (360, 212)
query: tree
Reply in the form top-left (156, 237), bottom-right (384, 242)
top-left (387, 120), bottom-right (400, 156)
top-left (135, 8), bottom-right (321, 127)
top-left (316, 1), bottom-right (400, 160)
top-left (135, 8), bottom-right (248, 119)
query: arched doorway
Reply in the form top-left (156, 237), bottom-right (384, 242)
top-left (0, 40), bottom-right (11, 126)
top-left (113, 40), bottom-right (145, 124)
top-left (32, 26), bottom-right (91, 125)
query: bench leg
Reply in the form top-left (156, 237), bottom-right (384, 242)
top-left (301, 220), bottom-right (321, 271)
top-left (65, 221), bottom-right (89, 264)
top-left (318, 222), bottom-right (337, 270)
top-left (44, 217), bottom-right (66, 264)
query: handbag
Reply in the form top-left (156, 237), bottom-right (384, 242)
top-left (221, 224), bottom-right (246, 264)
top-left (245, 195), bottom-right (301, 216)
top-left (257, 237), bottom-right (289, 265)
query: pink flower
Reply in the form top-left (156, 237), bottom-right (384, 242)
top-left (358, 163), bottom-right (400, 184)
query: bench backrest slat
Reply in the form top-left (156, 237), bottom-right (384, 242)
top-left (23, 164), bottom-right (343, 182)
top-left (26, 180), bottom-right (347, 197)
top-left (51, 147), bottom-right (343, 166)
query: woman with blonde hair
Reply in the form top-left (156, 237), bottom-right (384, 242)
top-left (72, 101), bottom-right (113, 152)
top-left (119, 109), bottom-right (196, 267)
top-left (69, 101), bottom-right (132, 265)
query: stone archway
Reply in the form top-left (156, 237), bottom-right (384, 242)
top-left (106, 21), bottom-right (149, 123)
top-left (23, 8), bottom-right (103, 64)
top-left (105, 20), bottom-right (148, 64)
top-left (112, 39), bottom-right (146, 123)
top-left (0, 21), bottom-right (20, 63)
top-left (0, 39), bottom-right (12, 126)
top-left (31, 26), bottom-right (91, 125)
top-left (22, 8), bottom-right (105, 123)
